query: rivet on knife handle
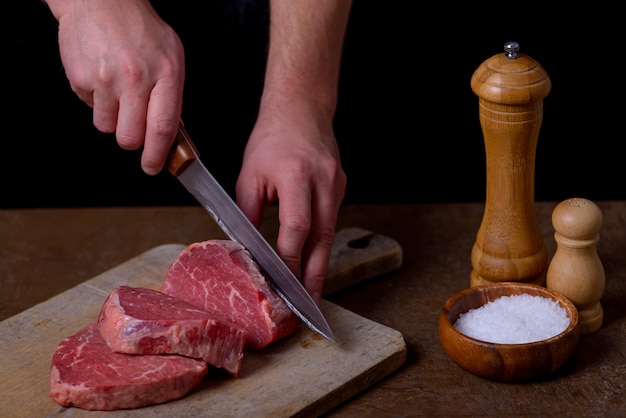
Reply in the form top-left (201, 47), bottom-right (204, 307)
top-left (167, 123), bottom-right (199, 177)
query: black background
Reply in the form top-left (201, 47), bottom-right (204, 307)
top-left (5, 2), bottom-right (623, 208)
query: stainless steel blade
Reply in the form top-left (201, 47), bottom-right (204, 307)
top-left (168, 125), bottom-right (335, 342)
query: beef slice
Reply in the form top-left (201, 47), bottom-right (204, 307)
top-left (49, 323), bottom-right (208, 411)
top-left (161, 240), bottom-right (299, 350)
top-left (97, 285), bottom-right (248, 376)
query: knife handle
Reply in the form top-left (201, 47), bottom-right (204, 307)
top-left (167, 123), bottom-right (200, 177)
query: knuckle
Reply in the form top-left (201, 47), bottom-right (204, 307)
top-left (315, 227), bottom-right (336, 248)
top-left (116, 132), bottom-right (142, 150)
top-left (152, 119), bottom-right (179, 140)
top-left (282, 216), bottom-right (311, 236)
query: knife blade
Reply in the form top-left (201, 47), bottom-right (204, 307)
top-left (166, 123), bottom-right (335, 342)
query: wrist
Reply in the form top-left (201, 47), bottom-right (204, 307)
top-left (258, 88), bottom-right (337, 128)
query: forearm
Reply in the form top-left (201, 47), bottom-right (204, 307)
top-left (262, 0), bottom-right (352, 120)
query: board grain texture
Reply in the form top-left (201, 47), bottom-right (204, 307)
top-left (0, 228), bottom-right (406, 418)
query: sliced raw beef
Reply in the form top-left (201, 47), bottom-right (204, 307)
top-left (49, 323), bottom-right (207, 411)
top-left (97, 285), bottom-right (248, 376)
top-left (161, 240), bottom-right (299, 350)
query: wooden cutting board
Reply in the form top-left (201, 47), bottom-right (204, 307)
top-left (0, 228), bottom-right (406, 418)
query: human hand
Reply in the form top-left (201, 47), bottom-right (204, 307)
top-left (46, 0), bottom-right (185, 175)
top-left (235, 101), bottom-right (347, 304)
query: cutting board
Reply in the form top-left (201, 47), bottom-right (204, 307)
top-left (0, 228), bottom-right (406, 418)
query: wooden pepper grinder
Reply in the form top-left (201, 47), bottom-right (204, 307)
top-left (547, 198), bottom-right (605, 334)
top-left (470, 42), bottom-right (550, 287)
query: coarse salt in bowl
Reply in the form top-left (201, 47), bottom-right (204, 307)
top-left (438, 282), bottom-right (580, 382)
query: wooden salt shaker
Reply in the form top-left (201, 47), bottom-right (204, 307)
top-left (470, 42), bottom-right (550, 287)
top-left (547, 198), bottom-right (605, 334)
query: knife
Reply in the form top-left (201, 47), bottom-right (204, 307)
top-left (166, 123), bottom-right (335, 342)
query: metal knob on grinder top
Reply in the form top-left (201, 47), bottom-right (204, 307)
top-left (470, 42), bottom-right (551, 287)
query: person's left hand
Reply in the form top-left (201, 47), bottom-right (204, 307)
top-left (235, 100), bottom-right (346, 304)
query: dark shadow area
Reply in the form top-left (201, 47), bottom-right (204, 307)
top-left (4, 2), bottom-right (623, 208)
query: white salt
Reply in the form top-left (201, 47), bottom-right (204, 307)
top-left (453, 294), bottom-right (570, 344)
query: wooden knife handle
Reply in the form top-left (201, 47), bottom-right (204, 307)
top-left (166, 123), bottom-right (199, 177)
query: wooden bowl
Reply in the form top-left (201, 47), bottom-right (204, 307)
top-left (439, 282), bottom-right (580, 382)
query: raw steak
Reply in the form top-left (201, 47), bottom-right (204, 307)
top-left (161, 240), bottom-right (299, 350)
top-left (98, 285), bottom-right (248, 376)
top-left (49, 323), bottom-right (208, 411)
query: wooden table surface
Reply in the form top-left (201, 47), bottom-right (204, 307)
top-left (1, 202), bottom-right (624, 417)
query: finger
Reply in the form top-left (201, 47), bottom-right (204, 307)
top-left (140, 92), bottom-right (182, 175)
top-left (115, 87), bottom-right (149, 152)
top-left (300, 230), bottom-right (335, 304)
top-left (275, 177), bottom-right (312, 285)
top-left (91, 86), bottom-right (119, 134)
top-left (236, 171), bottom-right (268, 230)
top-left (299, 164), bottom-right (346, 302)
top-left (299, 188), bottom-right (340, 303)
top-left (140, 52), bottom-right (185, 175)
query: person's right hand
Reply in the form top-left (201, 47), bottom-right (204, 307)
top-left (45, 0), bottom-right (185, 175)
